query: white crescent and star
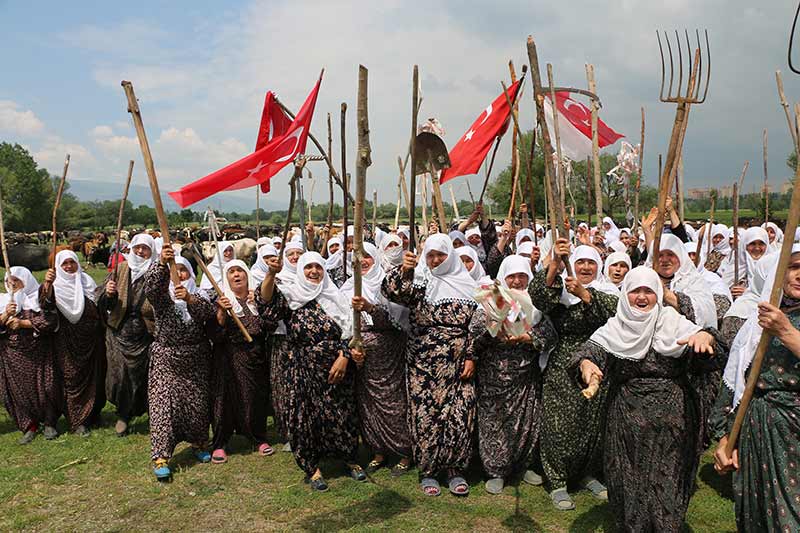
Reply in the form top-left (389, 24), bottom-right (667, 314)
top-left (273, 127), bottom-right (304, 163)
top-left (246, 160), bottom-right (267, 177)
top-left (464, 104), bottom-right (493, 142)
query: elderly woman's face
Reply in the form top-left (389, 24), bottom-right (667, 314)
top-left (426, 250), bottom-right (448, 269)
top-left (783, 253), bottom-right (800, 299)
top-left (329, 242), bottom-right (341, 255)
top-left (607, 262), bottom-right (629, 285)
top-left (656, 250), bottom-right (680, 278)
top-left (459, 255), bottom-right (475, 272)
top-left (6, 276), bottom-right (23, 291)
top-left (504, 272), bottom-right (529, 290)
top-left (747, 240), bottom-right (766, 260)
top-left (286, 249), bottom-right (302, 265)
top-left (223, 246), bottom-right (234, 261)
top-left (627, 286), bottom-right (657, 312)
top-left (574, 258), bottom-right (598, 285)
top-left (467, 234), bottom-right (481, 246)
top-left (177, 264), bottom-right (191, 282)
top-left (60, 258), bottom-right (79, 274)
top-left (361, 256), bottom-right (375, 274)
top-left (303, 263), bottom-right (324, 284)
top-left (133, 244), bottom-right (152, 259)
top-left (226, 265), bottom-right (248, 292)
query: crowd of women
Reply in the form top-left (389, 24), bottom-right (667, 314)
top-left (0, 197), bottom-right (798, 532)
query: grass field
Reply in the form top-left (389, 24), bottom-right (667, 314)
top-left (0, 266), bottom-right (738, 532)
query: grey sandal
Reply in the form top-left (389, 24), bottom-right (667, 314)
top-left (580, 476), bottom-right (608, 500)
top-left (550, 488), bottom-right (576, 511)
top-left (485, 477), bottom-right (504, 494)
top-left (421, 477), bottom-right (441, 496)
top-left (448, 476), bottom-right (469, 496)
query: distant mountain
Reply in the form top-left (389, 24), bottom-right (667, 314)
top-left (65, 180), bottom-right (284, 213)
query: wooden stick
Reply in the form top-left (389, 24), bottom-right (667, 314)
top-left (326, 113), bottom-right (334, 247)
top-left (121, 81), bottom-right (181, 286)
top-left (466, 178), bottom-right (476, 209)
top-left (763, 128), bottom-right (769, 223)
top-left (508, 61), bottom-right (521, 221)
top-left (51, 154), bottom-right (70, 268)
top-left (732, 181), bottom-right (740, 286)
top-left (341, 103), bottom-right (349, 256)
top-left (0, 172), bottom-right (9, 270)
top-left (409, 65), bottom-right (419, 251)
top-left (478, 138), bottom-right (502, 204)
top-left (526, 122), bottom-right (538, 235)
top-left (586, 64), bottom-right (603, 227)
top-left (586, 156), bottom-right (592, 227)
top-left (775, 71), bottom-right (797, 149)
top-left (112, 160), bottom-right (134, 282)
top-left (677, 152), bottom-right (685, 225)
top-left (280, 165), bottom-right (300, 252)
top-left (351, 64), bottom-right (370, 359)
top-left (429, 162), bottom-right (447, 229)
top-left (188, 245), bottom-right (252, 343)
top-left (420, 171), bottom-right (429, 237)
top-left (547, 64), bottom-right (568, 229)
top-left (633, 107), bottom-right (644, 233)
top-left (372, 189), bottom-right (378, 236)
top-left (255, 186), bottom-right (261, 239)
top-left (449, 185), bottom-right (460, 221)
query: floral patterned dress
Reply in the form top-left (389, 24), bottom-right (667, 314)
top-left (710, 309), bottom-right (800, 532)
top-left (257, 288), bottom-right (359, 478)
top-left (470, 309), bottom-right (557, 479)
top-left (145, 262), bottom-right (215, 460)
top-left (528, 268), bottom-right (618, 490)
top-left (570, 329), bottom-right (726, 533)
top-left (382, 267), bottom-right (477, 478)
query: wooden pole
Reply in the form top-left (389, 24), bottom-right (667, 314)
top-left (526, 122), bottom-right (538, 234)
top-left (449, 185), bottom-right (460, 221)
top-left (732, 181), bottom-right (740, 287)
top-left (326, 112), bottom-right (334, 248)
top-left (634, 107), bottom-right (644, 232)
top-left (255, 186), bottom-right (261, 239)
top-left (394, 169), bottom-right (402, 230)
top-left (586, 156), bottom-right (592, 226)
top-left (372, 189), bottom-right (378, 236)
top-left (775, 71), bottom-right (798, 149)
top-left (0, 173), bottom-right (9, 270)
top-left (112, 160), bottom-right (134, 282)
top-left (677, 152), bottom-right (685, 225)
top-left (508, 61), bottom-right (521, 221)
top-left (121, 81), bottom-right (181, 286)
top-left (586, 64), bottom-right (603, 226)
top-left (421, 172), bottom-right (429, 236)
top-left (763, 128), bottom-right (769, 223)
top-left (547, 64), bottom-right (568, 230)
top-left (51, 154), bottom-right (70, 268)
top-left (351, 65), bottom-right (370, 359)
top-left (477, 138), bottom-right (502, 204)
top-left (409, 65), bottom-right (419, 251)
top-left (341, 103), bottom-right (349, 256)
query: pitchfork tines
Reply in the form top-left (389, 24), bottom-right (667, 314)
top-left (657, 29), bottom-right (711, 104)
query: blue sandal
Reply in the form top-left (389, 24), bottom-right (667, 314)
top-left (193, 449), bottom-right (212, 463)
top-left (153, 459), bottom-right (171, 481)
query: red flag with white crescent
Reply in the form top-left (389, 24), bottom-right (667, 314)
top-left (169, 73), bottom-right (322, 207)
top-left (255, 91), bottom-right (293, 193)
top-left (439, 80), bottom-right (521, 184)
top-left (543, 92), bottom-right (623, 160)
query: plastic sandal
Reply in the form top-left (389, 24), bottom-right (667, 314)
top-left (390, 461), bottom-right (410, 478)
top-left (211, 449), bottom-right (227, 464)
top-left (421, 477), bottom-right (441, 497)
top-left (523, 470), bottom-right (543, 486)
top-left (366, 458), bottom-right (385, 474)
top-left (550, 488), bottom-right (576, 511)
top-left (153, 459), bottom-right (171, 481)
top-left (194, 449), bottom-right (212, 463)
top-left (581, 477), bottom-right (608, 500)
top-left (257, 443), bottom-right (274, 456)
top-left (307, 475), bottom-right (329, 492)
top-left (485, 477), bottom-right (504, 495)
top-left (448, 476), bottom-right (470, 496)
top-left (349, 464), bottom-right (367, 482)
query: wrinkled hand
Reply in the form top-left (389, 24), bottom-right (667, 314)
top-left (500, 220), bottom-right (512, 239)
top-left (678, 331), bottom-right (715, 354)
top-left (502, 332), bottom-right (531, 345)
top-left (714, 436), bottom-right (739, 474)
top-left (328, 351), bottom-right (349, 384)
top-left (577, 227), bottom-right (591, 246)
top-left (217, 296), bottom-right (233, 310)
top-left (580, 359), bottom-right (603, 387)
top-left (105, 280), bottom-right (117, 297)
top-left (173, 285), bottom-right (189, 301)
top-left (401, 251), bottom-right (417, 273)
top-left (757, 302), bottom-right (792, 339)
top-left (267, 256), bottom-right (282, 274)
top-left (5, 303), bottom-right (17, 316)
top-left (350, 347), bottom-right (364, 366)
top-left (460, 359), bottom-right (475, 380)
top-left (44, 268), bottom-right (56, 284)
top-left (6, 317), bottom-right (20, 331)
top-left (160, 246), bottom-right (175, 265)
top-left (731, 285), bottom-right (746, 299)
top-left (351, 296), bottom-right (374, 313)
top-left (553, 238), bottom-right (571, 258)
top-left (564, 276), bottom-right (589, 301)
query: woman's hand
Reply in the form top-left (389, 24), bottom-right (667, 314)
top-left (731, 284), bottom-right (746, 299)
top-left (502, 332), bottom-right (532, 345)
top-left (5, 302), bottom-right (17, 317)
top-left (6, 317), bottom-right (21, 330)
top-left (678, 330), bottom-right (715, 354)
top-left (757, 302), bottom-right (793, 339)
top-left (160, 246), bottom-right (175, 265)
top-left (350, 347), bottom-right (365, 366)
top-left (266, 256), bottom-right (282, 274)
top-left (460, 359), bottom-right (475, 380)
top-left (662, 288), bottom-right (679, 309)
top-left (714, 436), bottom-right (739, 474)
top-left (217, 296), bottom-right (233, 311)
top-left (44, 268), bottom-right (56, 285)
top-left (173, 285), bottom-right (189, 302)
top-left (328, 351), bottom-right (349, 384)
top-left (401, 252), bottom-right (417, 274)
top-left (105, 280), bottom-right (117, 297)
top-left (580, 359), bottom-right (603, 387)
top-left (351, 296), bottom-right (374, 314)
top-left (565, 276), bottom-right (591, 303)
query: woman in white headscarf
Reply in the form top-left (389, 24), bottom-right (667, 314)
top-left (702, 223), bottom-right (731, 273)
top-left (327, 226), bottom-right (354, 287)
top-left (210, 260), bottom-right (272, 463)
top-left (457, 246), bottom-right (491, 285)
top-left (382, 233), bottom-right (479, 497)
top-left (145, 246), bottom-right (217, 480)
top-left (571, 266), bottom-right (721, 533)
top-left (97, 232), bottom-right (156, 437)
top-left (470, 255), bottom-right (557, 495)
top-left (761, 221), bottom-right (784, 253)
top-left (683, 242), bottom-right (733, 323)
top-left (44, 250), bottom-right (104, 437)
top-left (721, 252), bottom-right (779, 346)
top-left (528, 238), bottom-right (619, 510)
top-left (258, 251), bottom-right (362, 492)
top-left (378, 233), bottom-right (404, 272)
top-left (712, 244), bottom-right (800, 532)
top-left (602, 216), bottom-right (621, 245)
top-left (465, 226), bottom-right (487, 266)
top-left (0, 266), bottom-right (58, 444)
top-left (603, 251), bottom-right (632, 289)
top-left (250, 244), bottom-right (279, 285)
top-left (199, 241), bottom-right (235, 291)
top-left (346, 243), bottom-right (413, 476)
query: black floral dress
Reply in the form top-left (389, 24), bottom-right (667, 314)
top-left (382, 267), bottom-right (477, 478)
top-left (257, 288), bottom-right (359, 478)
top-left (528, 268), bottom-right (618, 490)
top-left (470, 309), bottom-right (557, 479)
top-left (145, 262), bottom-right (215, 460)
top-left (710, 309), bottom-right (800, 532)
top-left (570, 329), bottom-right (727, 533)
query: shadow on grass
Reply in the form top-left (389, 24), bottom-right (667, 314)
top-left (568, 501), bottom-right (614, 533)
top-left (698, 463), bottom-right (734, 501)
top-left (299, 489), bottom-right (412, 532)
top-left (502, 484), bottom-right (544, 532)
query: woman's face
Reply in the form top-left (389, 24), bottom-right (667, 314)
top-left (459, 255), bottom-right (475, 272)
top-left (177, 264), bottom-right (191, 282)
top-left (712, 234), bottom-right (724, 247)
top-left (133, 244), bottom-right (152, 259)
top-left (329, 242), bottom-right (340, 255)
top-left (6, 276), bottom-right (23, 291)
top-left (346, 236), bottom-right (354, 252)
top-left (657, 250), bottom-right (680, 278)
top-left (303, 263), bottom-right (324, 284)
top-left (766, 226), bottom-right (776, 243)
top-left (286, 249), bottom-right (302, 265)
top-left (747, 240), bottom-right (766, 260)
top-left (226, 266), bottom-right (248, 292)
top-left (574, 258), bottom-right (598, 285)
top-left (519, 236), bottom-right (531, 245)
top-left (426, 250), bottom-right (448, 269)
top-left (504, 272), bottom-right (529, 290)
top-left (783, 253), bottom-right (800, 299)
top-left (361, 256), bottom-right (375, 274)
top-left (602, 222), bottom-right (611, 231)
top-left (400, 233), bottom-right (409, 250)
top-left (60, 258), bottom-right (78, 274)
top-left (222, 246), bottom-right (234, 261)
top-left (467, 234), bottom-right (481, 246)
top-left (627, 286), bottom-right (657, 312)
top-left (607, 262), bottom-right (630, 285)
top-left (452, 239), bottom-right (464, 248)
top-left (385, 240), bottom-right (400, 250)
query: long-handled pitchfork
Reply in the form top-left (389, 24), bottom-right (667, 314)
top-left (650, 30), bottom-right (711, 260)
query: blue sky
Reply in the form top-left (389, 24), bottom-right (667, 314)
top-left (3, 0), bottom-right (800, 212)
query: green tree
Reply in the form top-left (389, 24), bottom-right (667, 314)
top-left (0, 143), bottom-right (56, 231)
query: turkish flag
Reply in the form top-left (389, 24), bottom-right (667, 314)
top-left (169, 73), bottom-right (322, 207)
top-left (255, 91), bottom-right (293, 192)
top-left (439, 79), bottom-right (521, 184)
top-left (543, 92), bottom-right (623, 160)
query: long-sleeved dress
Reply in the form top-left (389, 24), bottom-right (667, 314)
top-left (97, 263), bottom-right (153, 421)
top-left (570, 329), bottom-right (727, 533)
top-left (382, 268), bottom-right (477, 477)
top-left (145, 263), bottom-right (215, 460)
top-left (470, 310), bottom-right (557, 479)
top-left (211, 295), bottom-right (270, 450)
top-left (710, 310), bottom-right (800, 532)
top-left (0, 306), bottom-right (58, 432)
top-left (355, 305), bottom-right (412, 458)
top-left (528, 268), bottom-right (618, 490)
top-left (49, 293), bottom-right (106, 431)
top-left (257, 288), bottom-right (360, 477)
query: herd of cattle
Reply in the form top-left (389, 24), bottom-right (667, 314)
top-left (4, 223), bottom-right (278, 272)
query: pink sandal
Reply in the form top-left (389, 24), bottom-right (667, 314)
top-left (211, 448), bottom-right (227, 464)
top-left (257, 442), bottom-right (274, 456)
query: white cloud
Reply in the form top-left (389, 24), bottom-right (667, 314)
top-left (0, 100), bottom-right (45, 137)
top-left (89, 125), bottom-right (113, 138)
top-left (31, 137), bottom-right (95, 178)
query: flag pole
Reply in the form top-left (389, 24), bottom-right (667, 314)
top-left (255, 186), bottom-right (261, 239)
top-left (586, 64), bottom-right (603, 229)
top-left (409, 65), bottom-right (420, 251)
top-left (50, 154), bottom-right (70, 272)
top-left (340, 103), bottom-right (349, 257)
top-left (112, 160), bottom-right (134, 282)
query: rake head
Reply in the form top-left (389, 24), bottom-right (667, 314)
top-left (657, 29), bottom-right (711, 104)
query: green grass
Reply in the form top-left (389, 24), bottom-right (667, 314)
top-left (0, 264), bottom-right (737, 532)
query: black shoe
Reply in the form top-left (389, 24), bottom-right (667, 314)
top-left (305, 476), bottom-right (329, 492)
top-left (43, 426), bottom-right (59, 440)
top-left (75, 425), bottom-right (91, 437)
top-left (349, 464), bottom-right (367, 482)
top-left (18, 430), bottom-right (36, 445)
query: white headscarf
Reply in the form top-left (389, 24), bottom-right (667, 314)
top-left (719, 227), bottom-right (747, 287)
top-left (724, 245), bottom-right (800, 408)
top-left (724, 252), bottom-right (779, 320)
top-left (379, 234), bottom-right (404, 271)
top-left (276, 240), bottom-right (304, 286)
top-left (589, 266), bottom-right (701, 361)
top-left (272, 236), bottom-right (283, 247)
top-left (153, 236), bottom-right (164, 255)
top-left (761, 221), bottom-right (784, 252)
top-left (647, 233), bottom-right (717, 328)
top-left (496, 254), bottom-right (543, 326)
top-left (256, 236), bottom-right (270, 248)
top-left (421, 233), bottom-right (477, 304)
top-left (341, 242), bottom-right (409, 328)
top-left (53, 249), bottom-right (97, 324)
top-left (711, 224), bottom-right (732, 256)
top-left (278, 252), bottom-right (352, 339)
top-left (2, 266), bottom-right (41, 314)
top-left (222, 259), bottom-right (257, 317)
top-left (251, 244), bottom-right (278, 284)
top-left (200, 241), bottom-right (234, 290)
top-left (684, 242), bottom-right (732, 301)
top-left (465, 226), bottom-right (486, 262)
top-left (515, 228), bottom-right (535, 249)
top-left (602, 216), bottom-right (621, 244)
top-left (603, 251), bottom-right (632, 288)
top-left (608, 240), bottom-right (627, 254)
top-left (457, 246), bottom-right (490, 285)
top-left (324, 236), bottom-right (344, 270)
top-left (126, 233), bottom-right (155, 283)
top-left (560, 245), bottom-right (619, 306)
top-left (449, 230), bottom-right (468, 247)
top-left (517, 241), bottom-right (535, 257)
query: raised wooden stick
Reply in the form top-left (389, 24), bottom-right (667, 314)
top-left (372, 189), bottom-right (378, 237)
top-left (326, 112), bottom-right (334, 246)
top-left (763, 128), bottom-right (769, 223)
top-left (341, 103), bottom-right (349, 255)
top-left (508, 60), bottom-right (521, 221)
top-left (255, 186), bottom-right (261, 239)
top-left (547, 64), bottom-right (568, 228)
top-left (477, 138), bottom-right (501, 204)
top-left (732, 181), bottom-right (741, 286)
top-left (51, 154), bottom-right (70, 268)
top-left (409, 65), bottom-right (420, 251)
top-left (121, 81), bottom-right (181, 286)
top-left (775, 71), bottom-right (797, 149)
top-left (586, 64), bottom-right (603, 227)
top-left (0, 174), bottom-right (9, 270)
top-left (112, 160), bottom-right (134, 282)
top-left (449, 185), bottom-right (460, 221)
top-left (633, 107), bottom-right (644, 232)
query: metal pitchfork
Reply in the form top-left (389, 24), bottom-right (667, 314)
top-left (650, 29), bottom-right (711, 260)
